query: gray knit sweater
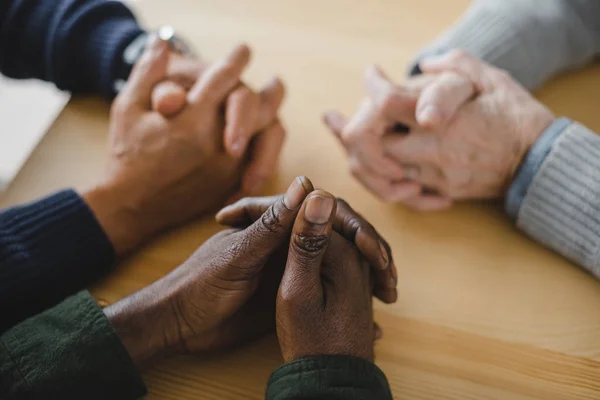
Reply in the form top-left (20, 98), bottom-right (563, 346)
top-left (416, 0), bottom-right (600, 277)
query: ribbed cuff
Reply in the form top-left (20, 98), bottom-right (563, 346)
top-left (53, 1), bottom-right (144, 98)
top-left (517, 122), bottom-right (600, 278)
top-left (506, 118), bottom-right (572, 219)
top-left (0, 190), bottom-right (115, 330)
top-left (266, 355), bottom-right (392, 400)
top-left (0, 291), bottom-right (147, 400)
top-left (79, 16), bottom-right (144, 98)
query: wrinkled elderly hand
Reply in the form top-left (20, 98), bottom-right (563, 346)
top-left (84, 38), bottom-right (249, 254)
top-left (325, 50), bottom-right (555, 210)
top-left (151, 51), bottom-right (286, 198)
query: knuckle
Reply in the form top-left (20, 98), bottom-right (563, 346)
top-left (348, 159), bottom-right (362, 177)
top-left (341, 127), bottom-right (357, 145)
top-left (492, 68), bottom-right (513, 84)
top-left (110, 98), bottom-right (129, 119)
top-left (335, 197), bottom-right (350, 209)
top-left (448, 49), bottom-right (470, 62)
top-left (260, 203), bottom-right (285, 233)
top-left (380, 89), bottom-right (398, 113)
top-left (292, 233), bottom-right (329, 257)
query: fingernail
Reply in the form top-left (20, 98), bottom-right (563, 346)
top-left (418, 106), bottom-right (442, 126)
top-left (391, 261), bottom-right (398, 284)
top-left (374, 328), bottom-right (383, 341)
top-left (378, 241), bottom-right (389, 270)
top-left (230, 138), bottom-right (245, 157)
top-left (305, 195), bottom-right (334, 224)
top-left (283, 177), bottom-right (308, 209)
top-left (387, 276), bottom-right (396, 289)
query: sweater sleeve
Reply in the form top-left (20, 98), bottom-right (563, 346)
top-left (411, 0), bottom-right (600, 90)
top-left (0, 0), bottom-right (144, 98)
top-left (266, 355), bottom-right (393, 400)
top-left (0, 291), bottom-right (147, 400)
top-left (513, 121), bottom-right (600, 278)
top-left (0, 190), bottom-right (116, 332)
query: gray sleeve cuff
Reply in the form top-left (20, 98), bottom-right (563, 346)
top-left (516, 122), bottom-right (600, 277)
top-left (505, 117), bottom-right (572, 219)
top-left (408, 0), bottom-right (600, 90)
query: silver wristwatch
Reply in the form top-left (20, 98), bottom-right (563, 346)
top-left (113, 25), bottom-right (196, 95)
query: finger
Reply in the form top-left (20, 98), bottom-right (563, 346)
top-left (382, 132), bottom-right (440, 165)
top-left (282, 191), bottom-right (337, 303)
top-left (121, 35), bottom-right (170, 109)
top-left (401, 192), bottom-right (453, 211)
top-left (350, 160), bottom-right (421, 202)
top-left (364, 65), bottom-right (419, 127)
top-left (236, 176), bottom-right (314, 262)
top-left (323, 110), bottom-right (349, 148)
top-left (216, 195), bottom-right (280, 226)
top-left (152, 80), bottom-right (188, 117)
top-left (187, 44), bottom-right (251, 107)
top-left (219, 192), bottom-right (398, 299)
top-left (242, 120), bottom-right (286, 196)
top-left (333, 199), bottom-right (390, 272)
top-left (225, 85), bottom-right (260, 157)
top-left (419, 50), bottom-right (485, 89)
top-left (416, 71), bottom-right (476, 129)
top-left (334, 199), bottom-right (397, 304)
top-left (165, 54), bottom-right (205, 90)
top-left (256, 77), bottom-right (285, 129)
top-left (374, 322), bottom-right (383, 341)
top-left (343, 100), bottom-right (406, 180)
top-left (401, 163), bottom-right (446, 191)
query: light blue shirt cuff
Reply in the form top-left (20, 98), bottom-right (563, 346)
top-left (505, 117), bottom-right (572, 219)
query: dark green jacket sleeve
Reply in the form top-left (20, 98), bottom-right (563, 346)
top-left (265, 355), bottom-right (393, 400)
top-left (0, 291), bottom-right (147, 400)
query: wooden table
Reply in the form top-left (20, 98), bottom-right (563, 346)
top-left (2, 0), bottom-right (600, 398)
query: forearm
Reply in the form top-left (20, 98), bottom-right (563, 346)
top-left (0, 291), bottom-right (146, 400)
top-left (0, 0), bottom-right (144, 97)
top-left (413, 0), bottom-right (600, 89)
top-left (266, 356), bottom-right (393, 399)
top-left (507, 120), bottom-right (600, 278)
top-left (0, 190), bottom-right (116, 331)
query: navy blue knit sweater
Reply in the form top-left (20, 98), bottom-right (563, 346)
top-left (0, 0), bottom-right (144, 332)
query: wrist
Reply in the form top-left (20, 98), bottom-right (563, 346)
top-left (103, 282), bottom-right (179, 365)
top-left (516, 108), bottom-right (556, 171)
top-left (82, 180), bottom-right (152, 255)
top-left (505, 117), bottom-right (572, 218)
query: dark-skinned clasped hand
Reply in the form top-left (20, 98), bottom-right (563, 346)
top-left (104, 176), bottom-right (396, 364)
top-left (275, 188), bottom-right (378, 362)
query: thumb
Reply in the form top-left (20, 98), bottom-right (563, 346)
top-left (152, 80), bottom-right (188, 117)
top-left (121, 35), bottom-right (170, 108)
top-left (280, 191), bottom-right (337, 304)
top-left (237, 176), bottom-right (313, 262)
top-left (415, 71), bottom-right (476, 129)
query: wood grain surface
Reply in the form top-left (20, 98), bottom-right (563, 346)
top-left (2, 0), bottom-right (600, 398)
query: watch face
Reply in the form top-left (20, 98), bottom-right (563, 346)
top-left (158, 25), bottom-right (195, 57)
top-left (158, 25), bottom-right (176, 42)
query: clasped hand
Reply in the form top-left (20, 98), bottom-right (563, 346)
top-left (325, 50), bottom-right (555, 210)
top-left (105, 176), bottom-right (397, 364)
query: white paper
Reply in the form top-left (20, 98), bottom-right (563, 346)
top-left (0, 76), bottom-right (70, 191)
